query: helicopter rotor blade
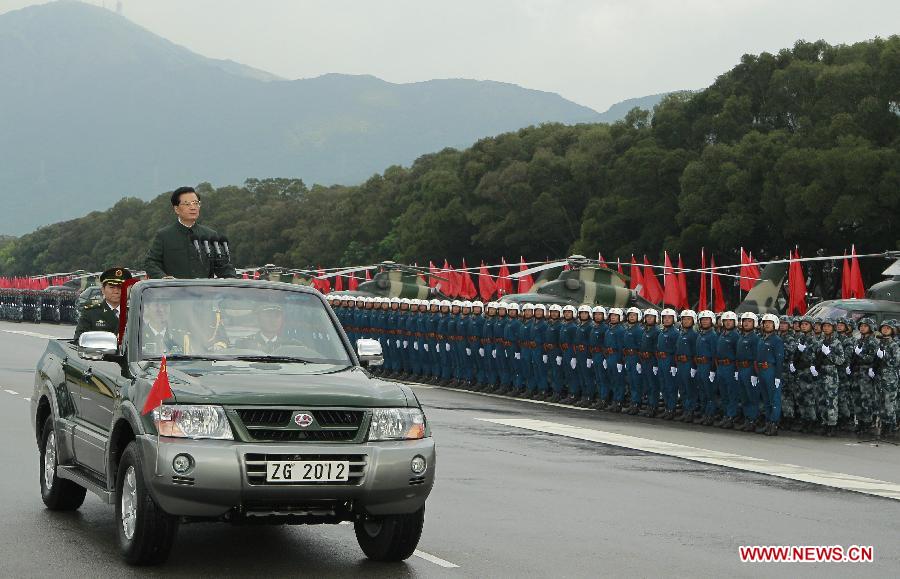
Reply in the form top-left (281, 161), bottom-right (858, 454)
top-left (508, 260), bottom-right (567, 279)
top-left (317, 265), bottom-right (378, 279)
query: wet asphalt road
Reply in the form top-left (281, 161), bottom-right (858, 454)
top-left (1, 321), bottom-right (898, 578)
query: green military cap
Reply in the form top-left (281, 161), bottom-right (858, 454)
top-left (100, 267), bottom-right (132, 286)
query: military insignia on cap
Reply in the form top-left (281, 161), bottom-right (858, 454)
top-left (115, 269), bottom-right (123, 277)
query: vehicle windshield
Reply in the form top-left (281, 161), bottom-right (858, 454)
top-left (138, 286), bottom-right (351, 365)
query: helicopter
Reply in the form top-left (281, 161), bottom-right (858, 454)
top-left (806, 253), bottom-right (900, 324)
top-left (318, 261), bottom-right (449, 300)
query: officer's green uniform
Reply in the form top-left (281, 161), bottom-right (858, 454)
top-left (144, 222), bottom-right (236, 279)
top-left (74, 267), bottom-right (131, 340)
top-left (236, 332), bottom-right (300, 353)
top-left (141, 325), bottom-right (189, 357)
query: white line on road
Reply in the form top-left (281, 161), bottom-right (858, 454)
top-left (414, 550), bottom-right (460, 568)
top-left (4, 389), bottom-right (18, 395)
top-left (406, 382), bottom-right (594, 411)
top-left (24, 397), bottom-right (30, 402)
top-left (477, 418), bottom-right (900, 502)
top-left (0, 328), bottom-right (60, 340)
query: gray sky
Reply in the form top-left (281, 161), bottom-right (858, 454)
top-left (2, 0), bottom-right (898, 111)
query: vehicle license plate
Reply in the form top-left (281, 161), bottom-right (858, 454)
top-left (266, 461), bottom-right (350, 482)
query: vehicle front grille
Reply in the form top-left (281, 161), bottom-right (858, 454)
top-left (230, 407), bottom-right (367, 443)
top-left (245, 430), bottom-right (357, 442)
top-left (244, 453), bottom-right (368, 486)
top-left (236, 409), bottom-right (293, 427)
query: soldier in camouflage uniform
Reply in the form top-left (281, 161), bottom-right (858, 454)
top-left (778, 316), bottom-right (798, 429)
top-left (790, 317), bottom-right (818, 433)
top-left (851, 318), bottom-right (881, 438)
top-left (835, 318), bottom-right (856, 431)
top-left (875, 320), bottom-right (899, 440)
top-left (811, 319), bottom-right (845, 437)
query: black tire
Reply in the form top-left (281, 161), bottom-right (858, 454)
top-left (115, 441), bottom-right (179, 566)
top-left (354, 507), bottom-right (425, 562)
top-left (39, 415), bottom-right (87, 511)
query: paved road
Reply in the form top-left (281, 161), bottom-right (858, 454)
top-left (1, 321), bottom-right (898, 577)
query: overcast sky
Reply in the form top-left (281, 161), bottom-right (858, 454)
top-left (2, 0), bottom-right (898, 111)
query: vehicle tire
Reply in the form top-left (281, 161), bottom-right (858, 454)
top-left (39, 415), bottom-right (87, 511)
top-left (354, 506), bottom-right (425, 562)
top-left (115, 441), bottom-right (178, 566)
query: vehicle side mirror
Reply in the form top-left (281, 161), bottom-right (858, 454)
top-left (78, 331), bottom-right (119, 361)
top-left (356, 338), bottom-right (383, 368)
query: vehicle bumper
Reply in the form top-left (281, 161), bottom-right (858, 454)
top-left (137, 435), bottom-right (435, 519)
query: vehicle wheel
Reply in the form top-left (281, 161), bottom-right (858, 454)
top-left (39, 416), bottom-right (86, 510)
top-left (115, 441), bottom-right (178, 566)
top-left (354, 507), bottom-right (425, 561)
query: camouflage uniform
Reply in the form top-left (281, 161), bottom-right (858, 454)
top-left (779, 317), bottom-right (797, 422)
top-left (792, 319), bottom-right (819, 429)
top-left (836, 319), bottom-right (856, 430)
top-left (813, 320), bottom-right (845, 433)
top-left (875, 321), bottom-right (899, 437)
top-left (850, 318), bottom-right (881, 433)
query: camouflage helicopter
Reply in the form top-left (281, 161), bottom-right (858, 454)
top-left (807, 252), bottom-right (900, 324)
top-left (318, 261), bottom-right (448, 300)
top-left (238, 264), bottom-right (320, 285)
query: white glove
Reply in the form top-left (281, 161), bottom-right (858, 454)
top-left (424, 344), bottom-right (429, 352)
top-left (845, 366), bottom-right (851, 376)
top-left (402, 340), bottom-right (408, 348)
top-left (555, 356), bottom-right (562, 366)
top-left (636, 364), bottom-right (642, 374)
top-left (542, 354), bottom-right (548, 363)
top-left (810, 366), bottom-right (818, 377)
top-left (465, 347), bottom-right (471, 356)
top-left (479, 348), bottom-right (485, 357)
top-left (616, 363), bottom-right (623, 373)
top-left (445, 343), bottom-right (451, 352)
top-left (750, 376), bottom-right (758, 387)
top-left (587, 359), bottom-right (593, 368)
top-left (775, 378), bottom-right (781, 388)
top-left (515, 352), bottom-right (521, 360)
top-left (877, 348), bottom-right (885, 359)
top-left (414, 342), bottom-right (419, 351)
top-left (690, 369), bottom-right (697, 378)
top-left (854, 345), bottom-right (863, 355)
top-left (570, 358), bottom-right (577, 369)
top-left (492, 349), bottom-right (497, 359)
top-left (797, 343), bottom-right (806, 352)
top-left (868, 368), bottom-right (875, 379)
top-left (709, 371), bottom-right (716, 383)
top-left (821, 344), bottom-right (831, 355)
top-left (670, 367), bottom-right (677, 377)
top-left (789, 362), bottom-right (795, 373)
top-left (602, 359), bottom-right (608, 369)
top-left (652, 366), bottom-right (658, 376)
top-left (734, 372), bottom-right (739, 381)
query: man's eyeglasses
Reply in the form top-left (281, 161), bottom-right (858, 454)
top-left (179, 201), bottom-right (202, 207)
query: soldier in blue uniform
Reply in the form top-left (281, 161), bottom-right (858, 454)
top-left (589, 307), bottom-right (609, 409)
top-left (623, 307), bottom-right (644, 414)
top-left (638, 309), bottom-right (660, 417)
top-left (573, 305), bottom-right (594, 406)
top-left (675, 310), bottom-right (699, 422)
top-left (531, 305), bottom-right (550, 398)
top-left (656, 308), bottom-right (679, 419)
top-left (544, 305), bottom-right (564, 402)
top-left (559, 305), bottom-right (580, 404)
top-left (756, 314), bottom-right (785, 435)
top-left (737, 312), bottom-right (761, 432)
top-left (713, 311), bottom-right (741, 429)
top-left (477, 302), bottom-right (497, 390)
top-left (491, 303), bottom-right (511, 392)
top-left (694, 310), bottom-right (720, 425)
top-left (604, 308), bottom-right (626, 412)
top-left (503, 303), bottom-right (524, 395)
top-left (466, 301), bottom-right (485, 390)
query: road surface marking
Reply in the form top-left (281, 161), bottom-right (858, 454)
top-left (0, 328), bottom-right (60, 340)
top-left (24, 397), bottom-right (31, 402)
top-left (405, 381), bottom-right (594, 411)
top-left (476, 418), bottom-right (900, 502)
top-left (414, 550), bottom-right (459, 568)
top-left (4, 389), bottom-right (18, 395)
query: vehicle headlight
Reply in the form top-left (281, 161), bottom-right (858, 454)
top-left (153, 405), bottom-right (234, 440)
top-left (368, 408), bottom-right (426, 441)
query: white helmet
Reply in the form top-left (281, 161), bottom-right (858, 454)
top-left (698, 310), bottom-right (715, 322)
top-left (472, 300), bottom-right (484, 309)
top-left (608, 307), bottom-right (624, 319)
top-left (562, 305), bottom-right (577, 314)
top-left (522, 303), bottom-right (535, 311)
top-left (549, 304), bottom-right (563, 313)
top-left (428, 299), bottom-right (439, 306)
top-left (451, 300), bottom-right (462, 307)
top-left (578, 305), bottom-right (592, 314)
top-left (461, 300), bottom-right (472, 308)
top-left (497, 302), bottom-right (508, 309)
top-left (739, 312), bottom-right (759, 326)
top-left (680, 309), bottom-right (697, 322)
top-left (644, 308), bottom-right (659, 321)
top-left (720, 311), bottom-right (737, 322)
top-left (660, 307), bottom-right (677, 318)
top-left (440, 300), bottom-right (451, 308)
top-left (534, 304), bottom-right (548, 313)
top-left (761, 313), bottom-right (779, 327)
top-left (400, 298), bottom-right (410, 305)
top-left (389, 297), bottom-right (400, 304)
top-left (626, 306), bottom-right (642, 318)
top-left (592, 306), bottom-right (607, 315)
top-left (487, 301), bottom-right (498, 309)
top-left (507, 303), bottom-right (520, 312)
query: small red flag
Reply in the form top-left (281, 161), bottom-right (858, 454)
top-left (142, 355), bottom-right (174, 415)
top-left (428, 261), bottom-right (439, 289)
top-left (497, 258), bottom-right (513, 297)
top-left (739, 248), bottom-right (760, 291)
top-left (663, 252), bottom-right (682, 309)
top-left (517, 256), bottom-right (534, 294)
top-left (710, 255), bottom-right (726, 312)
top-left (787, 249), bottom-right (808, 315)
top-left (334, 275), bottom-right (344, 292)
top-left (629, 255), bottom-right (643, 292)
top-left (479, 261), bottom-right (496, 301)
top-left (698, 249), bottom-right (708, 312)
top-left (642, 255), bottom-right (664, 304)
top-left (460, 259), bottom-right (477, 299)
top-left (677, 254), bottom-right (688, 309)
top-left (849, 245), bottom-right (865, 298)
top-left (348, 274), bottom-right (359, 291)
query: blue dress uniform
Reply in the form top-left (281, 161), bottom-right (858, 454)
top-left (504, 311), bottom-right (524, 392)
top-left (696, 325), bottom-right (719, 421)
top-left (737, 325), bottom-right (760, 425)
top-left (656, 322), bottom-right (679, 415)
top-left (639, 320), bottom-right (660, 414)
top-left (574, 318), bottom-right (592, 402)
top-left (417, 307), bottom-right (433, 378)
top-left (623, 320), bottom-right (644, 409)
top-left (545, 314), bottom-right (564, 399)
top-left (466, 308), bottom-right (484, 386)
top-left (493, 311), bottom-right (511, 389)
top-left (589, 316), bottom-right (608, 405)
top-left (435, 307), bottom-right (450, 381)
top-left (559, 315), bottom-right (579, 399)
top-left (756, 327), bottom-right (785, 431)
top-left (675, 322), bottom-right (699, 419)
top-left (408, 308), bottom-right (423, 377)
top-left (715, 323), bottom-right (741, 425)
top-left (445, 308), bottom-right (458, 381)
top-left (481, 311), bottom-right (497, 387)
top-left (532, 312), bottom-right (550, 395)
top-left (604, 319), bottom-right (626, 409)
top-left (451, 308), bottom-right (466, 383)
top-left (520, 311), bottom-right (536, 393)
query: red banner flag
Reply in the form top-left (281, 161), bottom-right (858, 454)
top-left (710, 255), bottom-right (726, 312)
top-left (460, 259), bottom-right (477, 299)
top-left (739, 248), bottom-right (760, 291)
top-left (517, 256), bottom-right (534, 294)
top-left (479, 262), bottom-right (495, 301)
top-left (617, 259), bottom-right (624, 276)
top-left (663, 252), bottom-right (682, 308)
top-left (497, 258), bottom-right (513, 297)
top-left (677, 254), bottom-right (688, 309)
top-left (365, 269), bottom-right (372, 282)
top-left (334, 275), bottom-right (344, 292)
top-left (141, 355), bottom-right (174, 415)
top-left (787, 248), bottom-right (808, 315)
top-left (428, 261), bottom-right (439, 288)
top-left (348, 273), bottom-right (359, 291)
top-left (629, 255), bottom-right (643, 292)
top-left (642, 255), bottom-right (664, 304)
top-left (849, 245), bottom-right (866, 298)
top-left (698, 249), bottom-right (708, 312)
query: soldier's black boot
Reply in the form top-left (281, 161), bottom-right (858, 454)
top-left (790, 419), bottom-right (804, 432)
top-left (824, 424), bottom-right (837, 437)
top-left (755, 420), bottom-right (768, 434)
top-left (741, 418), bottom-right (757, 432)
top-left (765, 422), bottom-right (778, 436)
top-left (718, 416), bottom-right (734, 429)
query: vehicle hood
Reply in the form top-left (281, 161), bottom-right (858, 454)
top-left (137, 362), bottom-right (410, 407)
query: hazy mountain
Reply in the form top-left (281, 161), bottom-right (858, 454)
top-left (596, 92), bottom-right (672, 122)
top-left (0, 1), bottom-right (660, 233)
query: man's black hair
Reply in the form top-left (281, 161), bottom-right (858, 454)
top-left (170, 186), bottom-right (199, 206)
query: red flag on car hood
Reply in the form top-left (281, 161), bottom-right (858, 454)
top-left (142, 355), bottom-right (174, 415)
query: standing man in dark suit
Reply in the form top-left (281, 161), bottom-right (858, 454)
top-left (144, 186), bottom-right (237, 279)
top-left (74, 267), bottom-right (131, 340)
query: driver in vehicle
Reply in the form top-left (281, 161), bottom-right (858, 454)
top-left (141, 300), bottom-right (188, 357)
top-left (236, 301), bottom-right (300, 353)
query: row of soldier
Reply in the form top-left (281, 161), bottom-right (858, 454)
top-left (0, 288), bottom-right (78, 324)
top-left (328, 296), bottom-right (899, 439)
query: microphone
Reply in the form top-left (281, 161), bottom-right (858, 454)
top-left (188, 230), bottom-right (202, 258)
top-left (220, 236), bottom-right (231, 259)
top-left (212, 237), bottom-right (223, 257)
top-left (202, 239), bottom-right (212, 256)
